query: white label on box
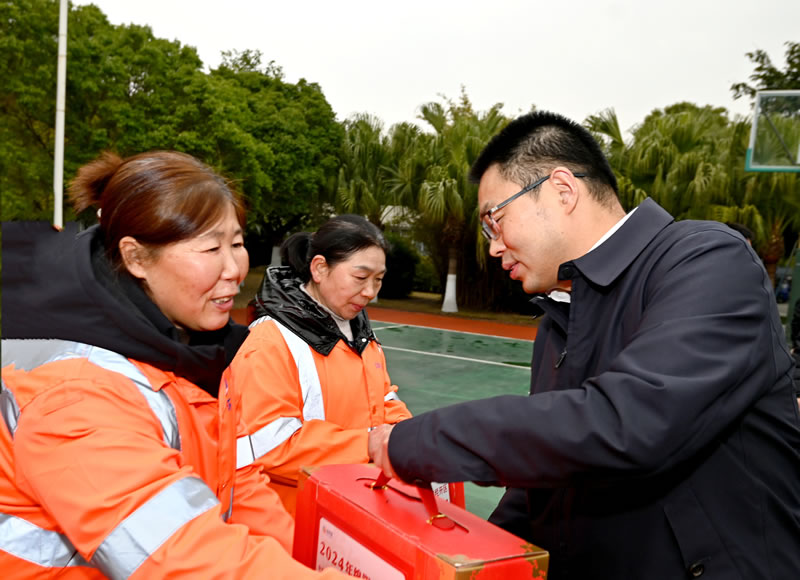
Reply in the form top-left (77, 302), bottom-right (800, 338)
top-left (431, 481), bottom-right (451, 502)
top-left (316, 517), bottom-right (405, 579)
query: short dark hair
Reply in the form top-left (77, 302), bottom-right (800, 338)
top-left (281, 214), bottom-right (389, 283)
top-left (470, 111), bottom-right (619, 204)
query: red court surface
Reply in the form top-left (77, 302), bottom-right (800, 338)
top-left (365, 307), bottom-right (538, 341)
top-left (232, 307), bottom-right (538, 341)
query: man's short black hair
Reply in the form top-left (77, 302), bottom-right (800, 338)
top-left (469, 110), bottom-right (619, 202)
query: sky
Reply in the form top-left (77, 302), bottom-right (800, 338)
top-left (71, 0), bottom-right (798, 138)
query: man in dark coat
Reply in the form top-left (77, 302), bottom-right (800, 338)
top-left (368, 111), bottom-right (800, 580)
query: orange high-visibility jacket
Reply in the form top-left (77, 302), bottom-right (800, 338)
top-left (1, 339), bottom-right (344, 579)
top-left (230, 315), bottom-right (412, 515)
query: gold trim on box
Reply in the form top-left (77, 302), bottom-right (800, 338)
top-left (437, 549), bottom-right (549, 567)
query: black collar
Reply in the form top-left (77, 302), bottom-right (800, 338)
top-left (251, 266), bottom-right (376, 356)
top-left (531, 198), bottom-right (674, 314)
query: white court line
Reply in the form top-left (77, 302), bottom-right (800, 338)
top-left (381, 345), bottom-right (529, 370)
top-left (372, 323), bottom-right (408, 331)
top-left (372, 321), bottom-right (534, 342)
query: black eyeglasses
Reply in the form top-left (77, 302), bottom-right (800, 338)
top-left (480, 173), bottom-right (586, 240)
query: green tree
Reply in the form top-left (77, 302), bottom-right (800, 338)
top-left (585, 108), bottom-right (648, 211)
top-left (1, 3), bottom-right (342, 256)
top-left (622, 103), bottom-right (734, 220)
top-left (1, 0), bottom-right (204, 221)
top-left (0, 1), bottom-right (343, 271)
top-left (731, 41), bottom-right (800, 99)
top-left (1, 0), bottom-right (60, 220)
top-left (594, 99), bottom-right (798, 285)
top-left (415, 90), bottom-right (507, 312)
top-left (206, 50), bottom-right (343, 262)
top-left (383, 121), bottom-right (432, 221)
top-left (336, 114), bottom-right (391, 227)
top-left (730, 41), bottom-right (800, 282)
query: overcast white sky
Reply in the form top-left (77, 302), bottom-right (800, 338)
top-left (72, 0), bottom-right (798, 138)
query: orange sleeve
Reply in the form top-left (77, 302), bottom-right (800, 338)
top-left (229, 418), bottom-right (294, 552)
top-left (385, 398), bottom-right (413, 424)
top-left (14, 373), bottom-right (344, 579)
top-left (134, 509), bottom-right (346, 580)
top-left (374, 342), bottom-right (413, 424)
top-left (232, 324), bottom-right (373, 487)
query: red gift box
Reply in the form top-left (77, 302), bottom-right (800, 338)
top-left (294, 464), bottom-right (548, 579)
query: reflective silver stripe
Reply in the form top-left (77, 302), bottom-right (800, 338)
top-left (2, 339), bottom-right (98, 439)
top-left (235, 432), bottom-right (255, 469)
top-left (92, 476), bottom-right (218, 579)
top-left (1, 339), bottom-right (180, 451)
top-left (1, 380), bottom-right (20, 438)
top-left (243, 416), bottom-right (303, 461)
top-left (86, 348), bottom-right (181, 451)
top-left (240, 316), bottom-right (326, 466)
top-left (250, 316), bottom-right (325, 421)
top-left (3, 341), bottom-right (212, 574)
top-left (2, 338), bottom-right (91, 371)
top-left (384, 391), bottom-right (399, 402)
top-left (0, 513), bottom-right (90, 569)
top-left (271, 319), bottom-right (326, 422)
top-left (248, 315), bottom-right (270, 330)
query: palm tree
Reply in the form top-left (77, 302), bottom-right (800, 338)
top-left (382, 121), bottom-right (431, 228)
top-left (585, 108), bottom-right (648, 211)
top-left (595, 102), bottom-right (799, 286)
top-left (742, 171), bottom-right (799, 285)
top-left (623, 104), bottom-right (732, 219)
top-left (415, 92), bottom-right (506, 312)
top-left (585, 108), bottom-right (627, 166)
top-left (336, 114), bottom-right (390, 228)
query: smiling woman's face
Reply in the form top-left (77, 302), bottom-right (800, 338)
top-left (125, 203), bottom-right (249, 331)
top-left (310, 245), bottom-right (386, 320)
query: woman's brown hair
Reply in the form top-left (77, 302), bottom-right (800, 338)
top-left (69, 151), bottom-right (246, 272)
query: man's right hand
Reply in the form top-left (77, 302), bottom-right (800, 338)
top-left (367, 424), bottom-right (397, 479)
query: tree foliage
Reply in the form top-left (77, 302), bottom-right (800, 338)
top-left (731, 41), bottom-right (800, 99)
top-left (412, 90), bottom-right (524, 311)
top-left (3, 3), bottom-right (797, 307)
top-left (205, 50), bottom-right (342, 258)
top-left (1, 0), bottom-right (205, 221)
top-left (587, 40), bottom-right (800, 286)
top-left (1, 2), bottom-right (342, 261)
top-left (336, 114), bottom-right (391, 227)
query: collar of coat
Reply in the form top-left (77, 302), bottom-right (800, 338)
top-left (1, 223), bottom-right (249, 396)
top-left (531, 197), bottom-right (674, 313)
top-left (250, 266), bottom-right (376, 356)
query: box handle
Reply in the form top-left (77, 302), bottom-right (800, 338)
top-left (370, 472), bottom-right (456, 530)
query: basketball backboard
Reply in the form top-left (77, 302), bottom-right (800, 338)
top-left (745, 90), bottom-right (800, 172)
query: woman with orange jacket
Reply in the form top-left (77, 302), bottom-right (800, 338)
top-left (0, 151), bottom-right (343, 579)
top-left (229, 215), bottom-right (412, 515)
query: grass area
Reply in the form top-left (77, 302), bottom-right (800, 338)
top-left (236, 266), bottom-right (538, 327)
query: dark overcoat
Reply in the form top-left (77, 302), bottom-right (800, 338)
top-left (388, 198), bottom-right (800, 579)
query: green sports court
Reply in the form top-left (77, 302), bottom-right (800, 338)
top-left (371, 319), bottom-right (535, 520)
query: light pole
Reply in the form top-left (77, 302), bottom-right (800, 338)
top-left (53, 0), bottom-right (68, 229)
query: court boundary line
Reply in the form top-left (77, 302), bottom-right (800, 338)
top-left (371, 323), bottom-right (408, 331)
top-left (381, 344), bottom-right (530, 370)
